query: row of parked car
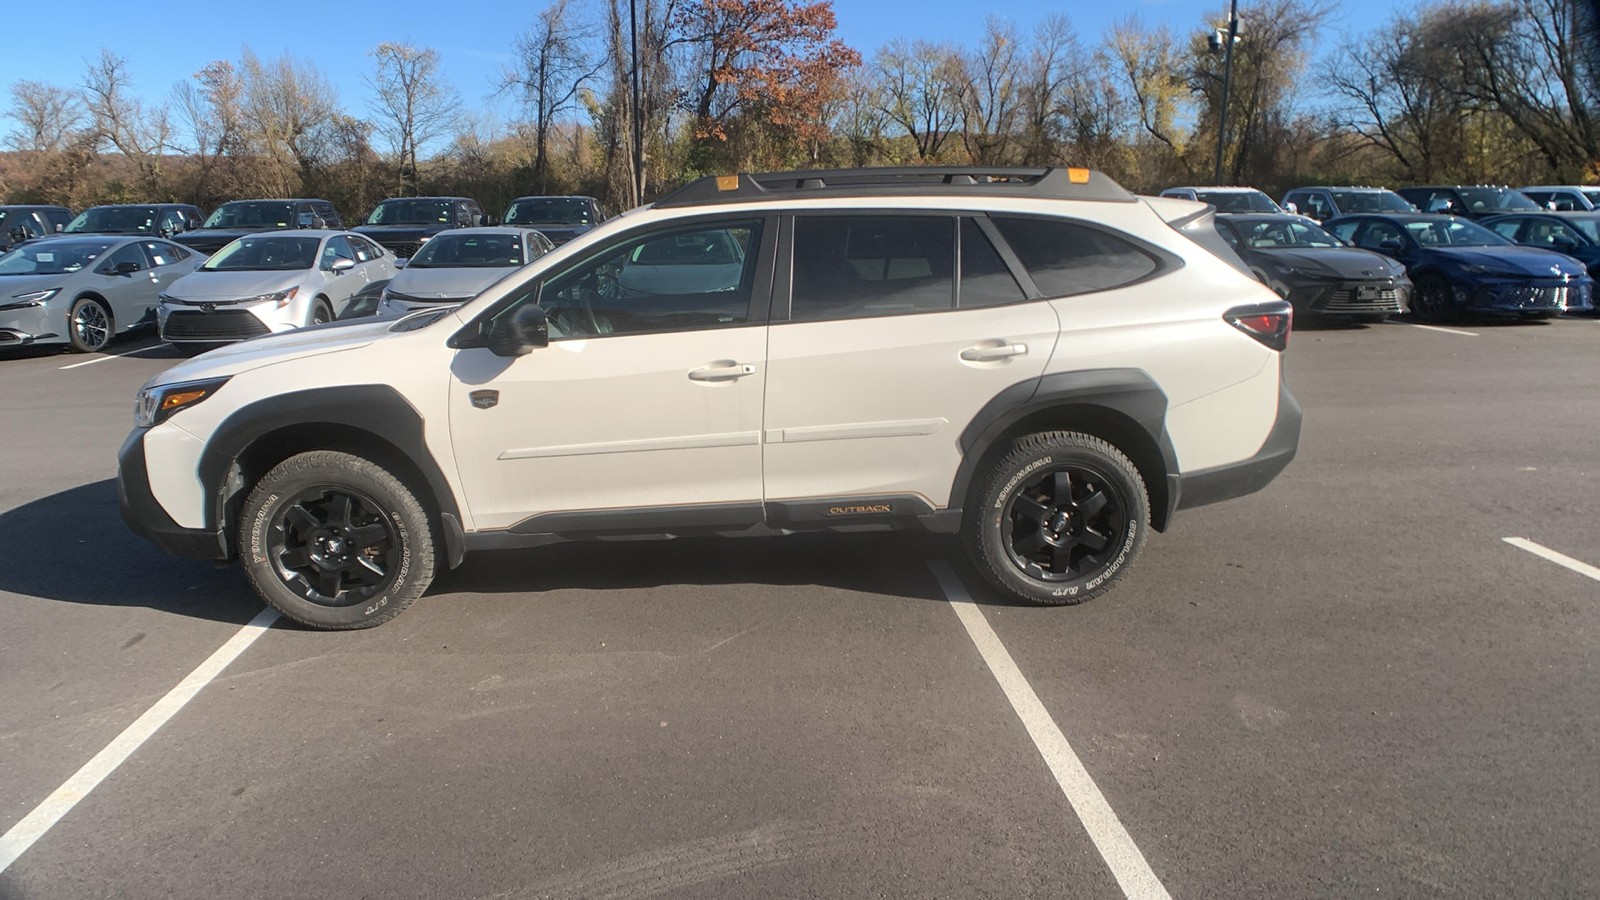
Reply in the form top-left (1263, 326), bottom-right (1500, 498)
top-left (1159, 183), bottom-right (1599, 322)
top-left (0, 194), bottom-right (606, 352)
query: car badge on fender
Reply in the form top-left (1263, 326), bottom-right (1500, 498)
top-left (470, 390), bottom-right (499, 410)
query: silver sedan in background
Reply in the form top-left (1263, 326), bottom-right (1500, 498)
top-left (376, 227), bottom-right (553, 317)
top-left (0, 236), bottom-right (205, 352)
top-left (158, 231), bottom-right (395, 344)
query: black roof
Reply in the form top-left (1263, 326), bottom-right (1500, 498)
top-left (82, 202), bottom-right (199, 210)
top-left (1327, 212), bottom-right (1475, 224)
top-left (214, 198), bottom-right (335, 204)
top-left (653, 167), bottom-right (1134, 209)
top-left (1, 204), bottom-right (72, 211)
top-left (372, 196), bottom-right (478, 203)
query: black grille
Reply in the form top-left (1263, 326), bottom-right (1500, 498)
top-left (1316, 282), bottom-right (1404, 313)
top-left (180, 237), bottom-right (233, 254)
top-left (1497, 286), bottom-right (1568, 309)
top-left (379, 240), bottom-right (423, 259)
top-left (162, 310), bottom-right (271, 341)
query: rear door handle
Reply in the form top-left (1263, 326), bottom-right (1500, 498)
top-left (960, 342), bottom-right (1028, 362)
top-left (687, 361), bottom-right (758, 382)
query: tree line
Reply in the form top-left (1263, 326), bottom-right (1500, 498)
top-left (2, 0), bottom-right (1596, 224)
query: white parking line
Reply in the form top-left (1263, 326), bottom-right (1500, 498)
top-left (1503, 537), bottom-right (1600, 582)
top-left (928, 562), bottom-right (1172, 900)
top-left (0, 607), bottom-right (279, 874)
top-left (1404, 323), bottom-right (1479, 337)
top-left (58, 343), bottom-right (172, 370)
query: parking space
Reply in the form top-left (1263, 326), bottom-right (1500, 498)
top-left (1, 317), bottom-right (1598, 898)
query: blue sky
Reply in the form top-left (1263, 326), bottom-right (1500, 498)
top-left (3, 0), bottom-right (1402, 130)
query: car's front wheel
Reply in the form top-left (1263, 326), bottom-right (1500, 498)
top-left (1411, 273), bottom-right (1452, 322)
top-left (238, 451), bottom-right (435, 629)
top-left (964, 432), bottom-right (1149, 606)
top-left (66, 297), bottom-right (112, 353)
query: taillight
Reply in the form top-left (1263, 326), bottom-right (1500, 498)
top-left (1224, 301), bottom-right (1292, 351)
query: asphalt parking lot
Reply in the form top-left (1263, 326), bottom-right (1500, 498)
top-left (1, 316), bottom-right (1597, 899)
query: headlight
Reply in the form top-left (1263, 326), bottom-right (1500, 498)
top-left (0, 288), bottom-right (61, 310)
top-left (134, 377), bottom-right (230, 428)
top-left (245, 287), bottom-right (298, 308)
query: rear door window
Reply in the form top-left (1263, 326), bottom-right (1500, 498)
top-left (790, 215), bottom-right (955, 321)
top-left (991, 216), bottom-right (1160, 298)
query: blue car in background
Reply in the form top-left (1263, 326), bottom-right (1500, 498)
top-left (1482, 211), bottom-right (1600, 280)
top-left (1324, 213), bottom-right (1593, 321)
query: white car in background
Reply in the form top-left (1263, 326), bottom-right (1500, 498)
top-left (377, 227), bottom-right (553, 317)
top-left (157, 231), bottom-right (394, 343)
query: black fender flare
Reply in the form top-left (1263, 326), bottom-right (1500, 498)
top-left (951, 368), bottom-right (1182, 531)
top-left (197, 384), bottom-right (463, 556)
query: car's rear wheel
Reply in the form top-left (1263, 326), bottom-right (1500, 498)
top-left (239, 451), bottom-right (435, 629)
top-left (964, 432), bottom-right (1149, 606)
top-left (1411, 274), bottom-right (1452, 322)
top-left (66, 297), bottom-right (112, 353)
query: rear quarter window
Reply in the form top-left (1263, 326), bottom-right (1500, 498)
top-left (991, 216), bottom-right (1162, 298)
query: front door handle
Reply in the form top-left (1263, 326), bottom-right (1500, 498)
top-left (687, 361), bottom-right (758, 382)
top-left (960, 342), bottom-right (1028, 362)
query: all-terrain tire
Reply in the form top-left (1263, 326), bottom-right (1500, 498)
top-left (964, 431), bottom-right (1149, 606)
top-left (238, 450), bottom-right (435, 629)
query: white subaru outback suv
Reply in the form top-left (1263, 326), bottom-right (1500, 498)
top-left (118, 167), bottom-right (1300, 630)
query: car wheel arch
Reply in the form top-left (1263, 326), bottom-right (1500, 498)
top-left (196, 386), bottom-right (463, 562)
top-left (951, 370), bottom-right (1179, 532)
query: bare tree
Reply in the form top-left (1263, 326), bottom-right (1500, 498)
top-left (240, 49), bottom-right (343, 196)
top-left (874, 38), bottom-right (965, 161)
top-left (173, 61), bottom-right (245, 203)
top-left (503, 0), bottom-right (601, 193)
top-left (81, 49), bottom-right (171, 192)
top-left (365, 42), bottom-right (461, 193)
top-left (1108, 19), bottom-right (1187, 156)
top-left (959, 17), bottom-right (1022, 164)
top-left (5, 80), bottom-right (85, 152)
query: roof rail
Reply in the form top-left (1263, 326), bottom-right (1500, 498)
top-left (653, 166), bottom-right (1137, 209)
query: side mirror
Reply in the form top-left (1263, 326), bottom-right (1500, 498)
top-left (455, 304), bottom-right (548, 357)
top-left (393, 258), bottom-right (408, 269)
top-left (1550, 235), bottom-right (1579, 251)
top-left (1427, 199), bottom-right (1452, 214)
top-left (115, 260), bottom-right (141, 275)
top-left (54, 223), bottom-right (63, 233)
top-left (1378, 239), bottom-right (1404, 256)
top-left (329, 257), bottom-right (356, 273)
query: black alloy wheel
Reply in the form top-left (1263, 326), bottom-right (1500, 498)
top-left (267, 487), bottom-right (400, 606)
top-left (311, 298), bottom-right (333, 325)
top-left (1003, 467), bottom-right (1126, 583)
top-left (1411, 274), bottom-right (1452, 322)
top-left (965, 431), bottom-right (1149, 607)
top-left (68, 297), bottom-right (111, 352)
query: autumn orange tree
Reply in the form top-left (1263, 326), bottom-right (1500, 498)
top-left (673, 0), bottom-right (860, 166)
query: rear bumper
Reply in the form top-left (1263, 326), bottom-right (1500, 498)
top-left (1173, 378), bottom-right (1301, 511)
top-left (117, 428), bottom-right (228, 560)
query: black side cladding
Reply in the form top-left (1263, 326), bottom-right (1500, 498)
top-left (197, 385), bottom-right (460, 533)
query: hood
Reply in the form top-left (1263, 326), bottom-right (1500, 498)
top-left (147, 317), bottom-right (397, 387)
top-left (176, 226), bottom-right (283, 242)
top-left (354, 224), bottom-right (451, 241)
top-left (0, 273), bottom-right (70, 300)
top-left (1426, 245), bottom-right (1589, 277)
top-left (164, 269), bottom-right (306, 301)
top-left (1255, 247), bottom-right (1405, 279)
top-left (388, 265), bottom-right (513, 299)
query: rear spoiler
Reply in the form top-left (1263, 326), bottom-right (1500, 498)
top-left (1141, 195), bottom-right (1254, 276)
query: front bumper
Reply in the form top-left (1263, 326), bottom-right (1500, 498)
top-left (117, 428), bottom-right (229, 559)
top-left (1463, 277), bottom-right (1593, 313)
top-left (1286, 277), bottom-right (1411, 316)
top-left (158, 301), bottom-right (278, 342)
top-left (0, 304), bottom-right (63, 345)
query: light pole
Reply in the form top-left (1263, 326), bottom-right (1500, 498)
top-left (1212, 0), bottom-right (1239, 186)
top-left (630, 0), bottom-right (644, 205)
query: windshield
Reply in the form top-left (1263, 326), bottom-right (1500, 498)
top-left (203, 235), bottom-right (322, 271)
top-left (65, 207), bottom-right (158, 234)
top-left (408, 233), bottom-right (525, 268)
top-left (367, 199), bottom-right (453, 226)
top-left (1193, 190), bottom-right (1279, 213)
top-left (1457, 188), bottom-right (1539, 212)
top-left (504, 198), bottom-right (594, 226)
top-left (0, 239), bottom-right (115, 275)
top-left (204, 201), bottom-right (297, 229)
top-left (1404, 219), bottom-right (1510, 247)
top-left (1235, 219), bottom-right (1343, 249)
top-left (1330, 190), bottom-right (1414, 213)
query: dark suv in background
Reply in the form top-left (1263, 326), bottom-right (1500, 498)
top-left (1280, 187), bottom-right (1415, 222)
top-left (1396, 186), bottom-right (1542, 220)
top-left (172, 198), bottom-right (343, 254)
top-left (0, 205), bottom-right (73, 251)
top-left (59, 204), bottom-right (203, 239)
top-left (501, 195), bottom-right (605, 245)
top-left (352, 196), bottom-right (487, 260)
